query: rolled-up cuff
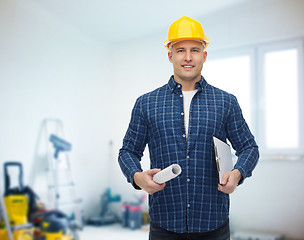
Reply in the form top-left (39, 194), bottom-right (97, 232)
top-left (233, 167), bottom-right (245, 185)
top-left (130, 170), bottom-right (142, 190)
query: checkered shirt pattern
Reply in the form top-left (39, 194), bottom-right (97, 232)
top-left (118, 76), bottom-right (259, 233)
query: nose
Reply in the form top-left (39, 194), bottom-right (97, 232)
top-left (184, 50), bottom-right (192, 62)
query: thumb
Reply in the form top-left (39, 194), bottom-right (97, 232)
top-left (146, 168), bottom-right (162, 176)
top-left (221, 172), bottom-right (230, 185)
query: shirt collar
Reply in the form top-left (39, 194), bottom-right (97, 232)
top-left (167, 75), bottom-right (208, 93)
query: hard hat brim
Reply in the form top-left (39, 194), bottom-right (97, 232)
top-left (164, 38), bottom-right (209, 51)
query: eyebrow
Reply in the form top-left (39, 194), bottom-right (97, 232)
top-left (175, 47), bottom-right (201, 51)
top-left (192, 47), bottom-right (201, 50)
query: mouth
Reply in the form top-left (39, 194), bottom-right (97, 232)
top-left (182, 65), bottom-right (194, 70)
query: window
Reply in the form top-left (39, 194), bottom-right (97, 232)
top-left (258, 40), bottom-right (303, 156)
top-left (264, 49), bottom-right (299, 149)
top-left (205, 39), bottom-right (304, 158)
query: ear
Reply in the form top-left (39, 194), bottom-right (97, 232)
top-left (203, 51), bottom-right (207, 63)
top-left (168, 51), bottom-right (173, 63)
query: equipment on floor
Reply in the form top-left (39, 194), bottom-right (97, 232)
top-left (40, 118), bottom-right (83, 230)
top-left (87, 188), bottom-right (121, 226)
top-left (48, 133), bottom-right (73, 211)
top-left (121, 194), bottom-right (146, 230)
top-left (31, 210), bottom-right (72, 240)
top-left (1, 160), bottom-right (78, 240)
top-left (3, 162), bottom-right (39, 223)
top-left (0, 161), bottom-right (35, 240)
top-left (4, 162), bottom-right (28, 226)
top-left (121, 203), bottom-right (142, 230)
top-left (49, 133), bottom-right (72, 210)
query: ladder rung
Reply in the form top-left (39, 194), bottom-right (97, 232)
top-left (12, 223), bottom-right (33, 231)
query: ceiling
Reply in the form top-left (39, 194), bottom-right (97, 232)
top-left (32, 0), bottom-right (252, 43)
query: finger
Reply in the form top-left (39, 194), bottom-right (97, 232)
top-left (220, 172), bottom-right (230, 186)
top-left (218, 183), bottom-right (235, 194)
top-left (146, 168), bottom-right (162, 176)
top-left (151, 181), bottom-right (166, 189)
top-left (148, 182), bottom-right (166, 195)
top-left (218, 185), bottom-right (229, 194)
top-left (218, 184), bottom-right (227, 192)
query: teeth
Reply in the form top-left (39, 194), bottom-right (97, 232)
top-left (184, 66), bottom-right (193, 68)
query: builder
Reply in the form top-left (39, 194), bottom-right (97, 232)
top-left (119, 16), bottom-right (259, 240)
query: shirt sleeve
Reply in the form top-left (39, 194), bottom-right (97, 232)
top-left (226, 94), bottom-right (259, 184)
top-left (118, 96), bottom-right (148, 189)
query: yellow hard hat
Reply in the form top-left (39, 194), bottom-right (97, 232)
top-left (164, 16), bottom-right (209, 51)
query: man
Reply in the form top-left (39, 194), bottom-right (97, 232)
top-left (119, 16), bottom-right (259, 240)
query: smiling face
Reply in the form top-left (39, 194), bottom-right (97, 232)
top-left (168, 40), bottom-right (207, 90)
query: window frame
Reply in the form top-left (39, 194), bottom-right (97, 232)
top-left (257, 39), bottom-right (304, 157)
top-left (206, 38), bottom-right (304, 159)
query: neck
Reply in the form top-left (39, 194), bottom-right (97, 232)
top-left (181, 82), bottom-right (196, 91)
top-left (174, 75), bottom-right (201, 91)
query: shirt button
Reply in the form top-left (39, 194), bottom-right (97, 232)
top-left (187, 178), bottom-right (190, 182)
top-left (178, 85), bottom-right (181, 88)
top-left (181, 112), bottom-right (184, 116)
top-left (187, 155), bottom-right (190, 159)
top-left (180, 94), bottom-right (183, 98)
top-left (182, 134), bottom-right (186, 138)
top-left (188, 204), bottom-right (190, 208)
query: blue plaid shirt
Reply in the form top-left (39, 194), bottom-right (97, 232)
top-left (119, 76), bottom-right (259, 233)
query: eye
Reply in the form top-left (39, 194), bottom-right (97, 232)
top-left (176, 49), bottom-right (184, 53)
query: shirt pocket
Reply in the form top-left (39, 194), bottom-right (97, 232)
top-left (147, 104), bottom-right (182, 140)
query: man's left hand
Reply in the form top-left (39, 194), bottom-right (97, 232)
top-left (218, 169), bottom-right (242, 194)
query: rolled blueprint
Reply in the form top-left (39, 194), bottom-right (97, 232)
top-left (153, 164), bottom-right (182, 184)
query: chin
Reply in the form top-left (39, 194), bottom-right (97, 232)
top-left (182, 75), bottom-right (200, 81)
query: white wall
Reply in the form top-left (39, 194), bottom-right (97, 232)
top-left (108, 0), bottom-right (304, 239)
top-left (0, 1), bottom-right (112, 218)
top-left (1, 0), bottom-right (304, 239)
top-left (106, 34), bottom-right (172, 208)
top-left (202, 0), bottom-right (304, 50)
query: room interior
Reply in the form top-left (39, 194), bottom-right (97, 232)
top-left (1, 0), bottom-right (304, 239)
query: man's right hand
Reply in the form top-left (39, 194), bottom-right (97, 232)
top-left (133, 169), bottom-right (166, 194)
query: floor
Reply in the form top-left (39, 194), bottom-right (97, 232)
top-left (78, 224), bottom-right (149, 240)
top-left (78, 224), bottom-right (287, 240)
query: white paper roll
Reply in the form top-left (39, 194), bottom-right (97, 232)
top-left (153, 164), bottom-right (182, 184)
